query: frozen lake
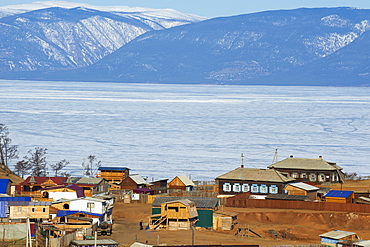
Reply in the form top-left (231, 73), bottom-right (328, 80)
top-left (1, 80), bottom-right (370, 181)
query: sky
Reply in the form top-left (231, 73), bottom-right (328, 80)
top-left (1, 0), bottom-right (370, 18)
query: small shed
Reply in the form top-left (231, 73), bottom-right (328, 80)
top-left (320, 230), bottom-right (360, 247)
top-left (325, 190), bottom-right (354, 203)
top-left (151, 196), bottom-right (219, 228)
top-left (168, 175), bottom-right (195, 191)
top-left (0, 179), bottom-right (11, 194)
top-left (120, 174), bottom-right (147, 190)
top-left (149, 199), bottom-right (198, 230)
top-left (213, 210), bottom-right (238, 231)
top-left (284, 182), bottom-right (319, 201)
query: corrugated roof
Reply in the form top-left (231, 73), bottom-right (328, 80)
top-left (8, 201), bottom-right (52, 206)
top-left (266, 194), bottom-right (309, 201)
top-left (325, 190), bottom-right (354, 198)
top-left (286, 182), bottom-right (319, 191)
top-left (130, 174), bottom-right (146, 185)
top-left (216, 168), bottom-right (295, 183)
top-left (71, 239), bottom-right (119, 245)
top-left (56, 210), bottom-right (103, 217)
top-left (98, 166), bottom-right (129, 171)
top-left (74, 177), bottom-right (104, 185)
top-left (268, 157), bottom-right (342, 170)
top-left (152, 196), bottom-right (219, 208)
top-left (320, 230), bottom-right (356, 240)
top-left (355, 240), bottom-right (370, 247)
top-left (177, 175), bottom-right (195, 186)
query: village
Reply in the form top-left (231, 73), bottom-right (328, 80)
top-left (0, 155), bottom-right (370, 247)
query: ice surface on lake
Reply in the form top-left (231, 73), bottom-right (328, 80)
top-left (1, 80), bottom-right (369, 181)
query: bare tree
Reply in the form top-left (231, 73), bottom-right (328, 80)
top-left (13, 160), bottom-right (31, 178)
top-left (25, 147), bottom-right (48, 176)
top-left (0, 124), bottom-right (18, 168)
top-left (50, 159), bottom-right (69, 177)
top-left (85, 155), bottom-right (101, 177)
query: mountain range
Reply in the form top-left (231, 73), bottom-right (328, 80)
top-left (1, 2), bottom-right (370, 86)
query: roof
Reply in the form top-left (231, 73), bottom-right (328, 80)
top-left (268, 157), bottom-right (342, 171)
top-left (56, 210), bottom-right (103, 217)
top-left (165, 198), bottom-right (195, 207)
top-left (0, 179), bottom-right (10, 194)
top-left (325, 190), bottom-right (354, 198)
top-left (152, 196), bottom-right (219, 208)
top-left (176, 175), bottom-right (195, 187)
top-left (73, 177), bottom-right (105, 185)
top-left (320, 230), bottom-right (356, 240)
top-left (129, 174), bottom-right (146, 185)
top-left (98, 166), bottom-right (129, 171)
top-left (265, 194), bottom-right (309, 201)
top-left (355, 240), bottom-right (370, 247)
top-left (40, 184), bottom-right (85, 198)
top-left (8, 201), bottom-right (52, 206)
top-left (285, 182), bottom-right (320, 191)
top-left (71, 239), bottom-right (119, 245)
top-left (19, 176), bottom-right (66, 185)
top-left (216, 168), bottom-right (295, 183)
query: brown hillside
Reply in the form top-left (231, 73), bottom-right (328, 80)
top-left (0, 165), bottom-right (23, 183)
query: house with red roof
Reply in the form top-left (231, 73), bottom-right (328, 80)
top-left (14, 175), bottom-right (67, 197)
top-left (40, 184), bottom-right (84, 200)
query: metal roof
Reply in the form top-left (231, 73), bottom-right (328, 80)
top-left (320, 230), bottom-right (356, 240)
top-left (74, 177), bottom-right (104, 185)
top-left (268, 157), bottom-right (342, 170)
top-left (71, 239), bottom-right (119, 245)
top-left (325, 190), bottom-right (354, 198)
top-left (266, 194), bottom-right (309, 201)
top-left (152, 196), bottom-right (219, 208)
top-left (129, 174), bottom-right (146, 185)
top-left (285, 182), bottom-right (320, 191)
top-left (355, 240), bottom-right (370, 247)
top-left (177, 175), bottom-right (195, 186)
top-left (216, 168), bottom-right (295, 183)
top-left (98, 167), bottom-right (129, 171)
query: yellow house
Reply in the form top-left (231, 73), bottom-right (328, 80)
top-left (284, 182), bottom-right (319, 201)
top-left (150, 199), bottom-right (198, 230)
top-left (325, 190), bottom-right (354, 203)
top-left (9, 201), bottom-right (51, 222)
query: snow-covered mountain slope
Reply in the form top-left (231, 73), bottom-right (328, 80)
top-left (65, 7), bottom-right (370, 86)
top-left (0, 2), bottom-right (206, 72)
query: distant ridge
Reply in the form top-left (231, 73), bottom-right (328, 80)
top-left (1, 5), bottom-right (370, 86)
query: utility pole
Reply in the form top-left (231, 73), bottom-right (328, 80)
top-left (271, 148), bottom-right (278, 164)
top-left (241, 153), bottom-right (244, 168)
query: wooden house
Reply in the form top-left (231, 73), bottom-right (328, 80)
top-left (71, 177), bottom-right (109, 197)
top-left (70, 239), bottom-right (119, 247)
top-left (14, 176), bottom-right (66, 197)
top-left (151, 196), bottom-right (220, 228)
top-left (97, 166), bottom-right (130, 183)
top-left (325, 190), bottom-right (354, 203)
top-left (268, 156), bottom-right (344, 183)
top-left (8, 201), bottom-right (51, 222)
top-left (168, 175), bottom-right (195, 191)
top-left (149, 199), bottom-right (198, 230)
top-left (284, 182), bottom-right (320, 201)
top-left (216, 167), bottom-right (295, 196)
top-left (53, 215), bottom-right (93, 229)
top-left (120, 174), bottom-right (147, 190)
top-left (320, 230), bottom-right (360, 247)
top-left (150, 179), bottom-right (168, 194)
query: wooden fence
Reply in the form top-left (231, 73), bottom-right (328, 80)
top-left (227, 198), bottom-right (370, 213)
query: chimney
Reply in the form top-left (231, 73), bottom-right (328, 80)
top-left (319, 156), bottom-right (323, 159)
top-left (241, 164), bottom-right (244, 168)
top-left (290, 155), bottom-right (293, 158)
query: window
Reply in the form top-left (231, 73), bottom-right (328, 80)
top-left (31, 208), bottom-right (35, 213)
top-left (87, 202), bottom-right (95, 211)
top-left (242, 184), bottom-right (249, 192)
top-left (260, 184), bottom-right (268, 194)
top-left (42, 207), bottom-right (46, 213)
top-left (18, 207), bottom-right (22, 212)
top-left (292, 173), bottom-right (298, 178)
top-left (223, 183), bottom-right (231, 192)
top-left (269, 185), bottom-right (278, 194)
top-left (301, 173), bottom-right (307, 179)
top-left (251, 184), bottom-right (259, 193)
top-left (233, 183), bottom-right (241, 192)
top-left (319, 174), bottom-right (325, 182)
top-left (309, 174), bottom-right (316, 181)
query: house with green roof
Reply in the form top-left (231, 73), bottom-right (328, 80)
top-left (216, 167), bottom-right (295, 196)
top-left (267, 155), bottom-right (344, 183)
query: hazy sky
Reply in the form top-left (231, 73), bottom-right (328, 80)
top-left (2, 0), bottom-right (370, 18)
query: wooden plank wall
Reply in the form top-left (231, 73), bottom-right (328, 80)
top-left (226, 199), bottom-right (370, 213)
